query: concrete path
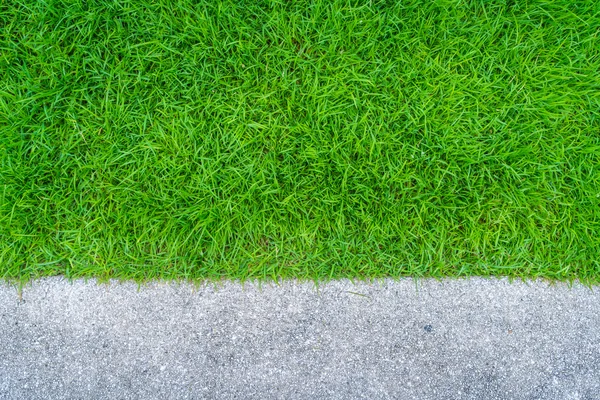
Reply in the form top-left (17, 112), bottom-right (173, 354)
top-left (1, 278), bottom-right (599, 399)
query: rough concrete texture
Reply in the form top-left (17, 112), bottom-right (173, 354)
top-left (1, 277), bottom-right (599, 399)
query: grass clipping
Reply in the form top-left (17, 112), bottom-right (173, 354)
top-left (1, 0), bottom-right (599, 282)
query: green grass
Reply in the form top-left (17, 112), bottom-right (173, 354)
top-left (1, 0), bottom-right (600, 282)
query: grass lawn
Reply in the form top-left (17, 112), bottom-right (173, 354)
top-left (1, 0), bottom-right (599, 282)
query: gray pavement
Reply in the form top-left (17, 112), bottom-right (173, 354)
top-left (1, 277), bottom-right (599, 399)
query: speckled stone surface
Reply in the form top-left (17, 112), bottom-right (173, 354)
top-left (1, 278), bottom-right (599, 399)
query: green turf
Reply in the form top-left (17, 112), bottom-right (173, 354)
top-left (1, 0), bottom-right (599, 282)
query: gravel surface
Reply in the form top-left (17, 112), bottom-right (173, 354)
top-left (1, 278), bottom-right (599, 399)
